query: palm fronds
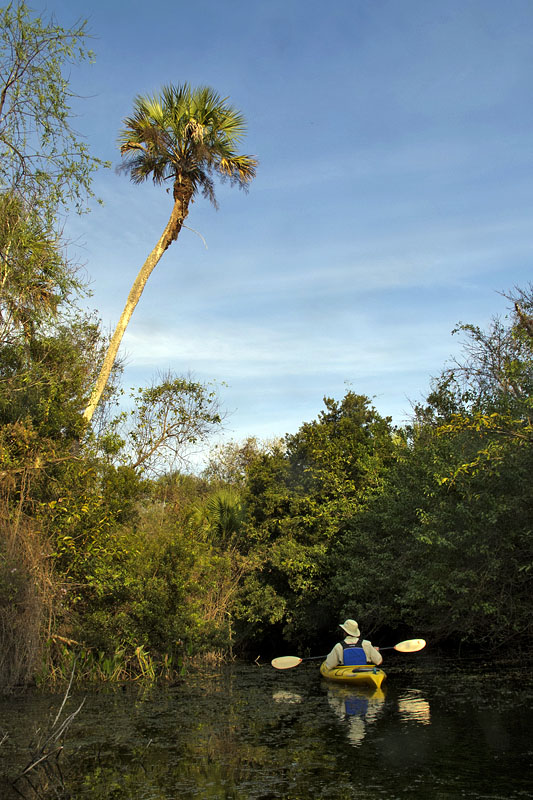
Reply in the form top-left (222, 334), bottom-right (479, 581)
top-left (117, 83), bottom-right (257, 205)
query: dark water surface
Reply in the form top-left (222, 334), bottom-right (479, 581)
top-left (1, 653), bottom-right (532, 799)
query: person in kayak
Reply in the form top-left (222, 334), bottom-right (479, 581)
top-left (325, 619), bottom-right (383, 668)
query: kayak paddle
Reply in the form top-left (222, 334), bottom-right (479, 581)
top-left (271, 638), bottom-right (426, 670)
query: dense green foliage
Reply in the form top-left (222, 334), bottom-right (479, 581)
top-left (233, 394), bottom-right (395, 648)
top-left (331, 291), bottom-right (533, 648)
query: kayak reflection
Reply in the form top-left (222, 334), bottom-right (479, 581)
top-left (325, 683), bottom-right (386, 747)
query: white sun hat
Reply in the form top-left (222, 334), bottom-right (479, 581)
top-left (340, 619), bottom-right (360, 637)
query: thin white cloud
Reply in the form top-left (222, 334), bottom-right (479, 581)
top-left (122, 313), bottom-right (454, 380)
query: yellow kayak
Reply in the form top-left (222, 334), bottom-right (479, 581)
top-left (319, 660), bottom-right (387, 689)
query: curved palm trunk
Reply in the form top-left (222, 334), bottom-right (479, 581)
top-left (82, 197), bottom-right (189, 425)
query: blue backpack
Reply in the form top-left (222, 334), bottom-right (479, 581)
top-left (342, 640), bottom-right (368, 666)
top-left (344, 695), bottom-right (369, 716)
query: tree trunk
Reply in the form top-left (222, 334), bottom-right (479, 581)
top-left (82, 198), bottom-right (189, 425)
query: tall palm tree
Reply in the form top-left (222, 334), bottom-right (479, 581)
top-left (82, 84), bottom-right (257, 424)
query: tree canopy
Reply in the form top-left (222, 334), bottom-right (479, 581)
top-left (0, 1), bottom-right (108, 219)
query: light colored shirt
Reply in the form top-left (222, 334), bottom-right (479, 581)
top-left (325, 635), bottom-right (383, 669)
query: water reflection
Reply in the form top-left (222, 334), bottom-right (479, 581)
top-left (325, 683), bottom-right (386, 747)
top-left (1, 659), bottom-right (532, 799)
top-left (397, 689), bottom-right (431, 725)
top-left (272, 689), bottom-right (303, 704)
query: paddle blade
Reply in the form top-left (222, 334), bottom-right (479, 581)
top-left (394, 638), bottom-right (426, 653)
top-left (271, 656), bottom-right (303, 670)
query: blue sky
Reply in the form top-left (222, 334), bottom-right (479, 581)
top-left (46, 0), bottom-right (533, 451)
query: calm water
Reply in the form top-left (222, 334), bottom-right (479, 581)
top-left (0, 653), bottom-right (532, 799)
